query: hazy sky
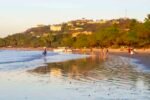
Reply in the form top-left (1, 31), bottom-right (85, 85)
top-left (0, 0), bottom-right (150, 37)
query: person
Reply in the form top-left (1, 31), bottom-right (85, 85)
top-left (130, 48), bottom-right (134, 55)
top-left (100, 48), bottom-right (104, 59)
top-left (106, 48), bottom-right (109, 58)
top-left (90, 48), bottom-right (94, 55)
top-left (128, 47), bottom-right (131, 54)
top-left (43, 47), bottom-right (47, 56)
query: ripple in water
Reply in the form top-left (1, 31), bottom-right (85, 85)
top-left (0, 50), bottom-right (150, 100)
top-left (28, 55), bottom-right (150, 100)
top-left (0, 50), bottom-right (88, 71)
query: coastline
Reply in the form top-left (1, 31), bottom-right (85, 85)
top-left (0, 47), bottom-right (150, 68)
top-left (1, 47), bottom-right (150, 53)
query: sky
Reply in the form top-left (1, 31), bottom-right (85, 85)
top-left (0, 0), bottom-right (150, 37)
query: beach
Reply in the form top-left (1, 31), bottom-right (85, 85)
top-left (110, 52), bottom-right (150, 68)
top-left (0, 49), bottom-right (150, 100)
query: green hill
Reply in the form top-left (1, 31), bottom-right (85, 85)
top-left (0, 15), bottom-right (150, 48)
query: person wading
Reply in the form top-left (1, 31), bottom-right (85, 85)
top-left (43, 47), bottom-right (47, 56)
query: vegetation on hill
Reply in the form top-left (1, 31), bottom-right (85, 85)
top-left (0, 14), bottom-right (150, 48)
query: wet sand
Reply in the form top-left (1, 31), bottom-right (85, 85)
top-left (0, 50), bottom-right (150, 100)
top-left (110, 52), bottom-right (150, 68)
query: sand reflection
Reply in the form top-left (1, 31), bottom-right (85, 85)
top-left (2, 55), bottom-right (150, 100)
top-left (29, 55), bottom-right (150, 87)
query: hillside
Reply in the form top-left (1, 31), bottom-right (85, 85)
top-left (0, 15), bottom-right (150, 48)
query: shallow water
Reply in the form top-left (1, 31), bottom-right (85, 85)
top-left (0, 50), bottom-right (87, 71)
top-left (0, 50), bottom-right (150, 100)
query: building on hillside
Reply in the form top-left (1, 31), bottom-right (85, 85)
top-left (72, 31), bottom-right (92, 37)
top-left (67, 22), bottom-right (74, 27)
top-left (50, 25), bottom-right (62, 31)
top-left (87, 19), bottom-right (107, 24)
top-left (71, 19), bottom-right (93, 25)
top-left (96, 20), bottom-right (107, 24)
top-left (76, 22), bottom-right (85, 26)
top-left (112, 20), bottom-right (120, 24)
top-left (87, 20), bottom-right (95, 24)
top-left (69, 27), bottom-right (83, 31)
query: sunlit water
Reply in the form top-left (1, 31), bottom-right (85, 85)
top-left (0, 50), bottom-right (150, 100)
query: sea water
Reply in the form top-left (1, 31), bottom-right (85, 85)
top-left (0, 50), bottom-right (150, 100)
top-left (0, 50), bottom-right (88, 71)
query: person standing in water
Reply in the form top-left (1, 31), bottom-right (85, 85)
top-left (105, 48), bottom-right (109, 58)
top-left (43, 47), bottom-right (47, 56)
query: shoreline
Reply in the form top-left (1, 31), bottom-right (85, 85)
top-left (0, 47), bottom-right (150, 50)
top-left (0, 47), bottom-right (150, 68)
top-left (110, 52), bottom-right (150, 68)
top-left (0, 47), bottom-right (150, 53)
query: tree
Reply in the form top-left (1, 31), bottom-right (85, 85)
top-left (145, 14), bottom-right (150, 22)
top-left (0, 38), bottom-right (6, 47)
top-left (74, 34), bottom-right (89, 48)
top-left (41, 33), bottom-right (54, 47)
top-left (62, 35), bottom-right (74, 47)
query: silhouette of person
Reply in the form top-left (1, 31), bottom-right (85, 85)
top-left (43, 47), bottom-right (47, 56)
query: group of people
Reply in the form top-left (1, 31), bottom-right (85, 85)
top-left (100, 48), bottom-right (109, 59)
top-left (90, 48), bottom-right (109, 60)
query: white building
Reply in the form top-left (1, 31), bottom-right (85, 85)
top-left (50, 25), bottom-right (62, 31)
